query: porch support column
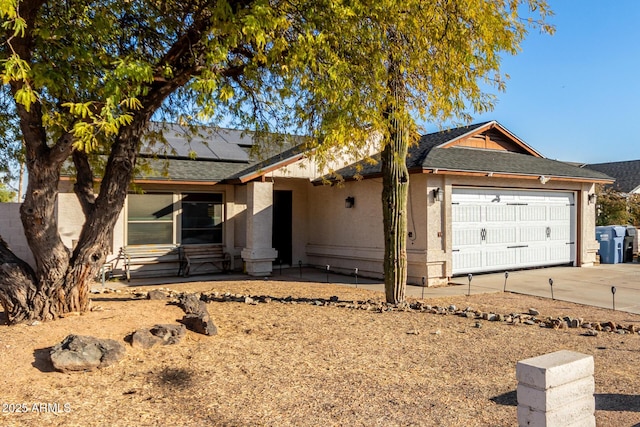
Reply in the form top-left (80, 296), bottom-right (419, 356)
top-left (241, 181), bottom-right (278, 276)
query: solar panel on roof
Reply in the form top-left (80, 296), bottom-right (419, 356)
top-left (141, 125), bottom-right (252, 162)
top-left (207, 140), bottom-right (250, 161)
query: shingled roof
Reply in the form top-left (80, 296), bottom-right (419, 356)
top-left (315, 121), bottom-right (612, 184)
top-left (584, 160), bottom-right (640, 193)
top-left (134, 158), bottom-right (250, 183)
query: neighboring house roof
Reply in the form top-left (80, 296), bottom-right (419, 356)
top-left (315, 121), bottom-right (613, 184)
top-left (583, 160), bottom-right (640, 193)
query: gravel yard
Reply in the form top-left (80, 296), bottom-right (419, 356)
top-left (1, 279), bottom-right (639, 426)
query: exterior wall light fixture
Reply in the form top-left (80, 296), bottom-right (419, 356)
top-left (432, 188), bottom-right (443, 202)
top-left (588, 193), bottom-right (596, 205)
top-left (345, 196), bottom-right (355, 208)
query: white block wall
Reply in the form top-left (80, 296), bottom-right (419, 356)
top-left (0, 203), bottom-right (35, 267)
top-left (516, 350), bottom-right (595, 427)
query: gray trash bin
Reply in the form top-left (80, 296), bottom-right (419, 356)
top-left (624, 226), bottom-right (636, 262)
top-left (596, 225), bottom-right (627, 264)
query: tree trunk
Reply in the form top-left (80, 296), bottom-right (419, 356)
top-left (0, 1), bottom-right (205, 325)
top-left (381, 54), bottom-right (409, 305)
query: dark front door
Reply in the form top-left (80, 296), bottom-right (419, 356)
top-left (272, 190), bottom-right (293, 266)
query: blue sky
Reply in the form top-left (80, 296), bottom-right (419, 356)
top-left (426, 0), bottom-right (640, 165)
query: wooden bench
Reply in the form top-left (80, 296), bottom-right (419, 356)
top-left (181, 244), bottom-right (231, 277)
top-left (120, 244), bottom-right (182, 281)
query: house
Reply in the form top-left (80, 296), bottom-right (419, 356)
top-left (583, 160), bottom-right (640, 194)
top-left (56, 121), bottom-right (613, 286)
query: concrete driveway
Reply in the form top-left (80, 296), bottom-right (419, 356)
top-left (409, 263), bottom-right (640, 314)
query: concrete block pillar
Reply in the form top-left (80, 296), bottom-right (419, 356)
top-left (516, 350), bottom-right (595, 427)
top-left (241, 181), bottom-right (278, 276)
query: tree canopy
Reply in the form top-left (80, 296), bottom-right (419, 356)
top-left (0, 182), bottom-right (14, 202)
top-left (596, 185), bottom-right (640, 227)
top-left (1, 0), bottom-right (553, 163)
top-left (0, 0), bottom-right (551, 323)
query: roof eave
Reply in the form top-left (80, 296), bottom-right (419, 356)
top-left (231, 153), bottom-right (306, 184)
top-left (420, 167), bottom-right (614, 184)
top-left (60, 176), bottom-right (226, 185)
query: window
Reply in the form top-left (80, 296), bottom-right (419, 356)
top-left (181, 193), bottom-right (224, 244)
top-left (125, 192), bottom-right (224, 246)
top-left (127, 193), bottom-right (174, 245)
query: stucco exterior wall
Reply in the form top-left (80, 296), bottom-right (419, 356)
top-left (0, 203), bottom-right (35, 267)
top-left (272, 134), bottom-right (382, 181)
top-left (233, 184), bottom-right (247, 252)
top-left (307, 179), bottom-right (383, 277)
top-left (306, 177), bottom-right (438, 285)
top-left (57, 193), bottom-right (88, 250)
top-left (425, 174), bottom-right (448, 285)
top-left (579, 182), bottom-right (599, 266)
top-left (240, 181), bottom-right (278, 275)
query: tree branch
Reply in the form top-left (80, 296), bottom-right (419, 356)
top-left (6, 0), bottom-right (49, 167)
top-left (72, 149), bottom-right (96, 217)
top-left (50, 131), bottom-right (75, 164)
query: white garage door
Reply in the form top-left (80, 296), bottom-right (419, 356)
top-left (452, 188), bottom-right (575, 275)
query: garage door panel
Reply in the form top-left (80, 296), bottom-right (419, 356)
top-left (485, 249), bottom-right (517, 268)
top-left (549, 225), bottom-right (570, 241)
top-left (453, 229), bottom-right (482, 246)
top-left (519, 205), bottom-right (546, 221)
top-left (518, 192), bottom-right (548, 202)
top-left (452, 250), bottom-right (482, 272)
top-left (519, 246), bottom-right (548, 264)
top-left (549, 244), bottom-right (572, 262)
top-left (486, 227), bottom-right (516, 244)
top-left (486, 205), bottom-right (516, 222)
top-left (452, 205), bottom-right (481, 222)
top-left (549, 206), bottom-right (570, 221)
top-left (519, 226), bottom-right (547, 242)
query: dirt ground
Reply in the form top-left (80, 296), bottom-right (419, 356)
top-left (1, 278), bottom-right (640, 427)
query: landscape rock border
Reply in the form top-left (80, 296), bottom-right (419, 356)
top-left (196, 291), bottom-right (640, 337)
top-left (95, 287), bottom-right (640, 337)
top-left (176, 293), bottom-right (218, 336)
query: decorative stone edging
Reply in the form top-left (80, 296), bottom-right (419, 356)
top-left (94, 287), bottom-right (639, 337)
top-left (127, 289), bottom-right (640, 337)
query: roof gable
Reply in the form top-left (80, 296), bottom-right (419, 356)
top-left (444, 127), bottom-right (531, 154)
top-left (437, 121), bottom-right (541, 157)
